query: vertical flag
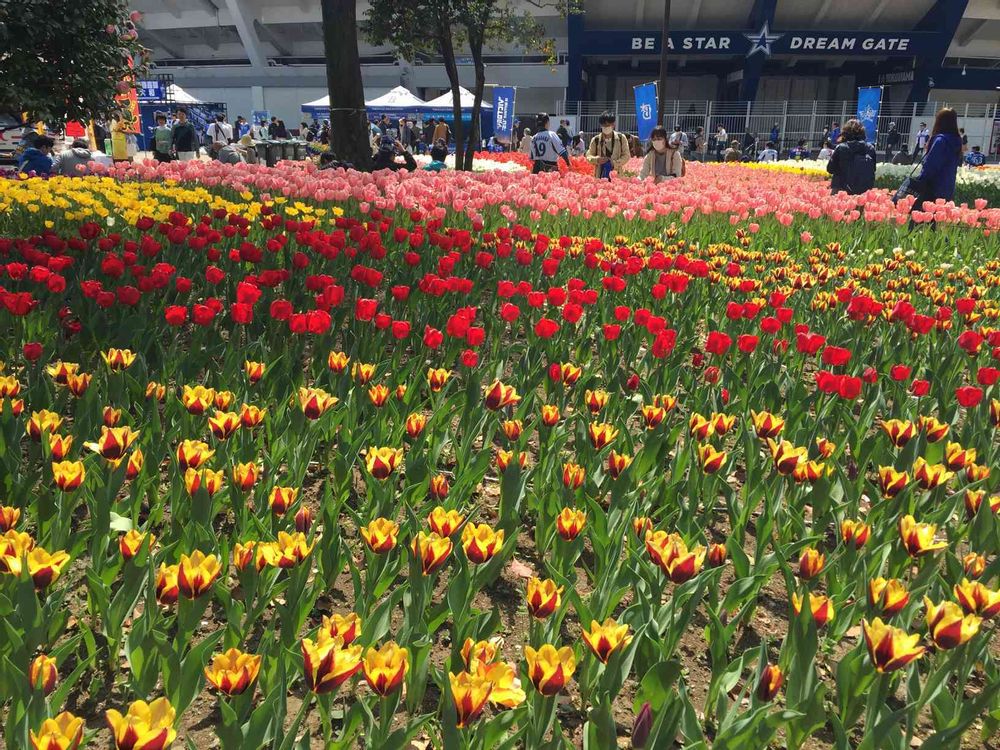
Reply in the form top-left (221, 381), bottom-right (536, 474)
top-left (115, 56), bottom-right (141, 134)
top-left (856, 86), bottom-right (882, 145)
top-left (634, 83), bottom-right (657, 142)
top-left (492, 86), bottom-right (516, 144)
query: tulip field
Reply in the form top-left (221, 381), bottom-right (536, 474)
top-left (0, 160), bottom-right (999, 750)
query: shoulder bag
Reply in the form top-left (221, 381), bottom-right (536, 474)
top-left (891, 152), bottom-right (927, 205)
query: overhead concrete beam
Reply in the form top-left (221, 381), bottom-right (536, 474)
top-left (140, 27), bottom-right (186, 58)
top-left (254, 20), bottom-right (294, 56)
top-left (223, 0), bottom-right (268, 67)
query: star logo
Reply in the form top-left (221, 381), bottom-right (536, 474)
top-left (858, 104), bottom-right (878, 122)
top-left (744, 22), bottom-right (782, 57)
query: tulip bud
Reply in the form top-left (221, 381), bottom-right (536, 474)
top-left (631, 701), bottom-right (653, 748)
top-left (295, 506), bottom-right (313, 533)
top-left (756, 664), bottom-right (783, 702)
top-left (29, 654), bottom-right (57, 695)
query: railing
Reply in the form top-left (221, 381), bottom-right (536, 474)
top-left (524, 100), bottom-right (1000, 158)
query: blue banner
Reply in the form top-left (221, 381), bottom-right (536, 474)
top-left (634, 83), bottom-right (657, 141)
top-left (137, 80), bottom-right (166, 102)
top-left (492, 87), bottom-right (515, 143)
top-left (856, 86), bottom-right (882, 144)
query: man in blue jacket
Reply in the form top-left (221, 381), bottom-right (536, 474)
top-left (17, 135), bottom-right (54, 175)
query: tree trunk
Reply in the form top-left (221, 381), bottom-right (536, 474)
top-left (463, 31), bottom-right (486, 171)
top-left (321, 0), bottom-right (371, 169)
top-left (438, 22), bottom-right (467, 171)
top-left (656, 0), bottom-right (671, 127)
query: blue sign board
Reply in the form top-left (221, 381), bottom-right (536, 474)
top-left (582, 29), bottom-right (938, 57)
top-left (634, 83), bottom-right (657, 141)
top-left (856, 87), bottom-right (882, 145)
top-left (137, 80), bottom-right (166, 102)
top-left (492, 87), bottom-right (516, 142)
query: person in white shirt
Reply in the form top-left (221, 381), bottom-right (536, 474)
top-left (529, 113), bottom-right (570, 174)
top-left (913, 123), bottom-right (930, 158)
top-left (714, 125), bottom-right (728, 161)
top-left (817, 139), bottom-right (834, 161)
top-left (518, 129), bottom-right (533, 155)
top-left (206, 115), bottom-right (233, 158)
top-left (757, 141), bottom-right (778, 162)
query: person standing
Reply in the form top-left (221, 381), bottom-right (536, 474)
top-left (817, 139), bottom-right (834, 160)
top-left (714, 124), bottom-right (728, 161)
top-left (152, 113), bottom-right (174, 163)
top-left (557, 119), bottom-right (570, 148)
top-left (518, 128), bottom-right (532, 155)
top-left (769, 122), bottom-right (780, 149)
top-left (171, 108), bottom-right (199, 162)
top-left (913, 122), bottom-right (930, 158)
top-left (826, 118), bottom-right (876, 195)
top-left (585, 111), bottom-right (629, 179)
top-left (110, 120), bottom-right (131, 163)
top-left (433, 118), bottom-right (450, 146)
top-left (885, 122), bottom-right (901, 162)
top-left (830, 121), bottom-right (841, 144)
top-left (672, 124), bottom-right (689, 153)
top-left (693, 126), bottom-right (707, 162)
top-left (236, 116), bottom-right (250, 138)
top-left (530, 113), bottom-right (570, 174)
top-left (206, 114), bottom-right (232, 158)
top-left (959, 127), bottom-right (968, 153)
top-left (915, 108), bottom-right (963, 203)
top-left (817, 124), bottom-right (830, 149)
top-left (639, 126), bottom-right (683, 182)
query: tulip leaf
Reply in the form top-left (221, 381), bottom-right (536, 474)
top-left (633, 659), bottom-right (681, 714)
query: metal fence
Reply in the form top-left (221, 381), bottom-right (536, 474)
top-left (526, 100), bottom-right (1000, 159)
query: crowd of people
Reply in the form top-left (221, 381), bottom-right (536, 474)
top-left (8, 101), bottom-right (972, 208)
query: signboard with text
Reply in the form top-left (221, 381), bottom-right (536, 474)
top-left (492, 87), bottom-right (515, 143)
top-left (582, 29), bottom-right (937, 57)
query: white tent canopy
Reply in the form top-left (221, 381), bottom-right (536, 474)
top-left (423, 86), bottom-right (492, 109)
top-left (365, 86), bottom-right (426, 109)
top-left (302, 94), bottom-right (329, 108)
top-left (168, 84), bottom-right (202, 104)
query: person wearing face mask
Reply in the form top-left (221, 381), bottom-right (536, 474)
top-left (586, 111), bottom-right (629, 179)
top-left (639, 126), bottom-right (683, 182)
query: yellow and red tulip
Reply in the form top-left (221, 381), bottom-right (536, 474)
top-left (917, 415), bottom-right (950, 442)
top-left (176, 439), bottom-right (214, 470)
top-left (298, 386), bottom-right (338, 419)
top-left (912, 457), bottom-right (954, 491)
top-left (320, 612), bottom-right (361, 645)
top-left (102, 348), bottom-right (136, 371)
top-left (697, 443), bottom-right (727, 474)
top-left (204, 648), bottom-right (262, 695)
top-left (953, 578), bottom-right (1000, 618)
top-left (363, 641), bottom-right (409, 696)
top-left (524, 644), bottom-right (576, 696)
top-left (302, 631), bottom-right (363, 694)
top-left (120, 530), bottom-right (155, 561)
top-left (840, 519), bottom-right (870, 549)
top-left (581, 618), bottom-right (632, 663)
top-left (177, 550), bottom-right (222, 598)
top-left (462, 523), bottom-right (504, 564)
top-left (327, 351), bottom-right (350, 373)
top-left (27, 547), bottom-right (70, 589)
top-left (231, 462), bottom-right (260, 492)
top-left (483, 380), bottom-right (521, 410)
top-left (239, 404), bottom-right (267, 428)
top-left (184, 467), bottom-right (225, 497)
top-left (862, 618), bottom-right (925, 673)
top-left (410, 531), bottom-right (452, 575)
top-left (47, 434), bottom-right (73, 461)
top-left (30, 711), bottom-right (85, 750)
top-left (244, 360), bottom-right (265, 383)
top-left (556, 507), bottom-right (586, 541)
top-left (944, 441), bottom-right (976, 471)
top-left (502, 419), bottom-right (523, 441)
top-left (0, 505), bottom-right (20, 532)
top-left (207, 410), bottom-right (241, 440)
top-left (426, 367), bottom-right (451, 392)
top-left (898, 514), bottom-right (947, 556)
top-left (750, 410), bottom-right (784, 439)
top-left (645, 530), bottom-right (706, 584)
top-left (155, 564), bottom-right (179, 605)
top-left (756, 664), bottom-right (784, 702)
top-left (924, 598), bottom-right (981, 650)
top-left (85, 425), bottom-right (139, 460)
top-left (365, 446), bottom-right (403, 480)
top-left (27, 410), bottom-right (63, 441)
top-left (105, 697), bottom-right (177, 750)
top-left (688, 413), bottom-right (714, 442)
top-left (767, 438), bottom-right (807, 475)
top-left (608, 450), bottom-right (632, 479)
top-left (180, 384), bottom-right (216, 415)
top-left (526, 577), bottom-right (563, 618)
top-left (65, 372), bottom-right (91, 398)
top-left (877, 466), bottom-right (909, 498)
top-left (367, 384), bottom-right (390, 408)
top-left (45, 361), bottom-right (78, 385)
top-left (428, 506), bottom-right (464, 536)
top-left (791, 592), bottom-right (834, 627)
top-left (449, 671), bottom-right (492, 727)
top-left (405, 412), bottom-right (427, 438)
top-left (257, 532), bottom-right (315, 569)
top-left (588, 421), bottom-right (619, 450)
top-left (641, 404), bottom-right (666, 430)
top-left (868, 577), bottom-right (910, 617)
top-left (585, 388), bottom-right (609, 414)
top-left (51, 461), bottom-right (85, 491)
top-left (880, 419), bottom-right (917, 448)
top-left (797, 547), bottom-right (825, 579)
top-left (351, 362), bottom-right (375, 384)
top-left (540, 404), bottom-right (561, 426)
top-left (360, 518), bottom-right (399, 553)
top-left (29, 654), bottom-right (57, 694)
top-left (267, 486), bottom-right (298, 516)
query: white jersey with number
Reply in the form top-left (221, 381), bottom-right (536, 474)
top-left (530, 130), bottom-right (566, 163)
